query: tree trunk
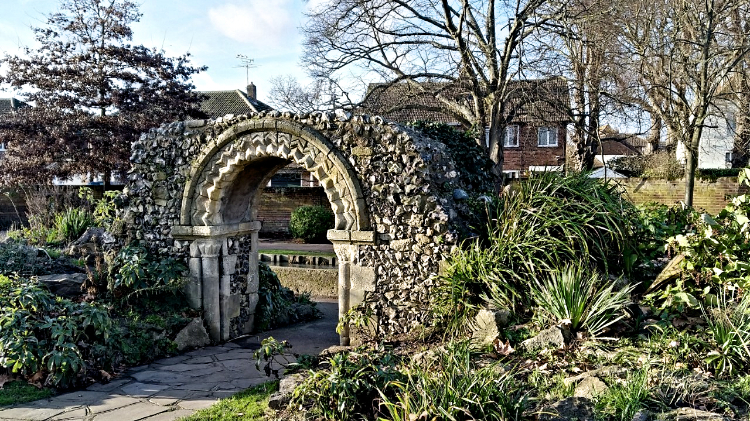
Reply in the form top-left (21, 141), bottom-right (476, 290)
top-left (103, 169), bottom-right (111, 192)
top-left (684, 139), bottom-right (699, 207)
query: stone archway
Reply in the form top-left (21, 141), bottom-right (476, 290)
top-left (125, 112), bottom-right (478, 345)
top-left (170, 119), bottom-right (375, 345)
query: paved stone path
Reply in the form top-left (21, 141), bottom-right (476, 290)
top-left (0, 301), bottom-right (339, 421)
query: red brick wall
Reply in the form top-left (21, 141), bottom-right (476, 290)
top-left (504, 124), bottom-right (566, 175)
top-left (257, 187), bottom-right (328, 237)
top-left (618, 178), bottom-right (749, 214)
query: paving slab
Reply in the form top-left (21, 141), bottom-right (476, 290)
top-left (48, 407), bottom-right (89, 420)
top-left (120, 382), bottom-right (170, 398)
top-left (87, 395), bottom-right (141, 414)
top-left (176, 398), bottom-right (217, 411)
top-left (0, 406), bottom-right (70, 421)
top-left (92, 402), bottom-right (168, 421)
top-left (141, 409), bottom-right (194, 421)
top-left (86, 379), bottom-right (132, 393)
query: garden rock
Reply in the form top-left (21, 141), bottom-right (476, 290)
top-left (469, 308), bottom-right (511, 348)
top-left (573, 376), bottom-right (608, 399)
top-left (73, 227), bottom-right (116, 246)
top-left (647, 254), bottom-right (685, 294)
top-left (268, 373), bottom-right (305, 410)
top-left (632, 410), bottom-right (651, 421)
top-left (174, 318), bottom-right (210, 351)
top-left (520, 326), bottom-right (566, 352)
top-left (656, 408), bottom-right (730, 421)
top-left (37, 273), bottom-right (87, 298)
top-left (538, 397), bottom-right (594, 421)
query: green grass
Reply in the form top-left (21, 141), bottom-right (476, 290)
top-left (0, 381), bottom-right (55, 406)
top-left (258, 249), bottom-right (336, 258)
top-left (180, 381), bottom-right (278, 421)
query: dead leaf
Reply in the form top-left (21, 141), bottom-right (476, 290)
top-left (493, 339), bottom-right (515, 356)
top-left (0, 374), bottom-right (9, 389)
top-left (28, 371), bottom-right (44, 389)
top-left (99, 370), bottom-right (112, 382)
top-left (672, 318), bottom-right (690, 328)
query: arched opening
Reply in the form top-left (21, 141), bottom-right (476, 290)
top-left (171, 120), bottom-right (376, 345)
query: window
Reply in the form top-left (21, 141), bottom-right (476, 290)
top-left (504, 125), bottom-right (520, 147)
top-left (0, 143), bottom-right (5, 151)
top-left (537, 127), bottom-right (558, 147)
top-left (726, 151), bottom-right (733, 163)
top-left (727, 113), bottom-right (737, 135)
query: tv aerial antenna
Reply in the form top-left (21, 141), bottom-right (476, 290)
top-left (235, 54), bottom-right (258, 85)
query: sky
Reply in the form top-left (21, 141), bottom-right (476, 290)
top-left (0, 0), bottom-right (323, 103)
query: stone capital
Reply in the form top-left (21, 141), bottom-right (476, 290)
top-left (196, 238), bottom-right (224, 258)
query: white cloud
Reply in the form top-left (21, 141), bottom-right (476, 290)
top-left (208, 1), bottom-right (296, 51)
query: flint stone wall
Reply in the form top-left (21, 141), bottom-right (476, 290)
top-left (123, 111), bottom-right (479, 338)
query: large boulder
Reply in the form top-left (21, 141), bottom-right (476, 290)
top-left (37, 273), bottom-right (87, 298)
top-left (174, 318), bottom-right (210, 351)
top-left (268, 373), bottom-right (305, 410)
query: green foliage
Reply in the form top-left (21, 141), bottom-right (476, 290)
top-left (0, 381), bottom-right (55, 407)
top-left (253, 337), bottom-right (294, 378)
top-left (595, 367), bottom-right (651, 421)
top-left (377, 342), bottom-right (526, 421)
top-left (703, 292), bottom-right (750, 377)
top-left (409, 121), bottom-right (494, 191)
top-left (696, 168), bottom-right (742, 182)
top-left (292, 347), bottom-right (404, 420)
top-left (631, 203), bottom-right (697, 263)
top-left (181, 381), bottom-right (278, 421)
top-left (530, 264), bottom-right (635, 338)
top-left (78, 187), bottom-right (120, 230)
top-left (666, 168), bottom-right (750, 298)
top-left (255, 262), bottom-right (319, 331)
top-left (108, 246), bottom-right (186, 296)
top-left (609, 152), bottom-right (684, 180)
top-left (0, 277), bottom-right (113, 388)
top-left (289, 205), bottom-right (334, 243)
top-left (54, 207), bottom-right (95, 243)
top-left (433, 172), bottom-right (634, 334)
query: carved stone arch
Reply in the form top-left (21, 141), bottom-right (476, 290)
top-left (179, 119), bottom-right (370, 232)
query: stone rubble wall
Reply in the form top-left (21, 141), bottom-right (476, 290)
top-left (123, 111), bottom-right (480, 337)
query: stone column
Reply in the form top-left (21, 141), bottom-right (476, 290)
top-left (186, 241), bottom-right (203, 310)
top-left (220, 247), bottom-right (238, 342)
top-left (197, 238), bottom-right (224, 342)
top-left (332, 243), bottom-right (358, 346)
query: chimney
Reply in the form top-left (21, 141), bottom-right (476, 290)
top-left (247, 82), bottom-right (257, 100)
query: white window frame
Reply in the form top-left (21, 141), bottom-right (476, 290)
top-left (726, 151), bottom-right (733, 163)
top-left (0, 142), bottom-right (5, 151)
top-left (503, 125), bottom-right (520, 148)
top-left (503, 170), bottom-right (520, 179)
top-left (537, 127), bottom-right (558, 147)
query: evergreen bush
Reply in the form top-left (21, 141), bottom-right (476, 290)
top-left (289, 205), bottom-right (334, 243)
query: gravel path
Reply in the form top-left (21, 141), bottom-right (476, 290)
top-left (0, 301), bottom-right (339, 421)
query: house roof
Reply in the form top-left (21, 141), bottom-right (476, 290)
top-left (600, 140), bottom-right (639, 156)
top-left (360, 77), bottom-right (570, 126)
top-left (198, 89), bottom-right (273, 119)
top-left (0, 98), bottom-right (28, 116)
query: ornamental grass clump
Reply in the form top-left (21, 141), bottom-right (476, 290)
top-left (433, 172), bottom-right (635, 334)
top-left (529, 264), bottom-right (635, 338)
top-left (703, 292), bottom-right (750, 377)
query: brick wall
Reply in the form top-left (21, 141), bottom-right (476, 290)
top-left (618, 178), bottom-right (749, 214)
top-left (257, 187), bottom-right (328, 237)
top-left (504, 124), bottom-right (566, 175)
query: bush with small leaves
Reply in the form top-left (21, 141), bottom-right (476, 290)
top-left (289, 205), bottom-right (334, 243)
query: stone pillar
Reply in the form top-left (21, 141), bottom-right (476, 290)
top-left (197, 238), bottom-right (223, 342)
top-left (241, 223), bottom-right (261, 334)
top-left (332, 243), bottom-right (358, 346)
top-left (186, 241), bottom-right (203, 310)
top-left (220, 248), bottom-right (238, 342)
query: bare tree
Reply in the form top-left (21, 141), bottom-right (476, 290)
top-left (615, 0), bottom-right (750, 206)
top-left (530, 0), bottom-right (621, 170)
top-left (266, 75), bottom-right (333, 113)
top-left (302, 0), bottom-right (559, 187)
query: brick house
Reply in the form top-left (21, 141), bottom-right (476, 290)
top-left (360, 77), bottom-right (570, 178)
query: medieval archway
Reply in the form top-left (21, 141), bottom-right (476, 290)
top-left (124, 112), bottom-right (481, 345)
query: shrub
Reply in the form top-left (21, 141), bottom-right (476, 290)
top-left (378, 342), bottom-right (526, 421)
top-left (292, 348), bottom-right (404, 420)
top-left (289, 205), bottom-right (334, 242)
top-left (54, 207), bottom-right (95, 242)
top-left (529, 264), bottom-right (635, 338)
top-left (609, 152), bottom-right (684, 180)
top-left (0, 278), bottom-right (113, 388)
top-left (108, 246), bottom-right (186, 298)
top-left (703, 292), bottom-right (750, 377)
top-left (432, 172), bottom-right (635, 333)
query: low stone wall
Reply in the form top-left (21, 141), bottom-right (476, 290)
top-left (271, 265), bottom-right (338, 298)
top-left (256, 187), bottom-right (328, 237)
top-left (617, 178), bottom-right (748, 214)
